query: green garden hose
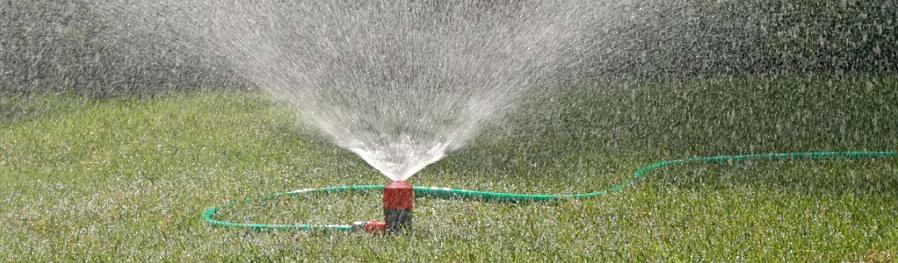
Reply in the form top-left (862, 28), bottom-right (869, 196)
top-left (201, 150), bottom-right (898, 232)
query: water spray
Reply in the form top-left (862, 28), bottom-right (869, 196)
top-left (201, 151), bottom-right (898, 234)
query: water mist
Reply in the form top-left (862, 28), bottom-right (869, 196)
top-left (101, 0), bottom-right (607, 180)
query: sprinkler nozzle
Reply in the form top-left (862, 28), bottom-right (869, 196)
top-left (383, 181), bottom-right (413, 232)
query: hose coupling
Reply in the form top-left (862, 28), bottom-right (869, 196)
top-left (352, 221), bottom-right (385, 234)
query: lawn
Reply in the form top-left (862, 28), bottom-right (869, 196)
top-left (1, 75), bottom-right (897, 261)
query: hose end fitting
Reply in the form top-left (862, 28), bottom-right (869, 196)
top-left (352, 221), bottom-right (386, 234)
top-left (383, 180), bottom-right (413, 233)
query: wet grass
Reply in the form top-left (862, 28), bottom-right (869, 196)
top-left (2, 75), bottom-right (897, 261)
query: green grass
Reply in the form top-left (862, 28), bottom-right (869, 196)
top-left (2, 76), bottom-right (897, 261)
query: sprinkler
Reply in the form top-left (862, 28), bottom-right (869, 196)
top-left (383, 181), bottom-right (414, 232)
top-left (351, 180), bottom-right (414, 234)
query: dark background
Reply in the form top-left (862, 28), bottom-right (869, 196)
top-left (2, 0), bottom-right (896, 97)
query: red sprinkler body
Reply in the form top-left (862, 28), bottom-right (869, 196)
top-left (383, 181), bottom-right (413, 232)
top-left (351, 181), bottom-right (413, 234)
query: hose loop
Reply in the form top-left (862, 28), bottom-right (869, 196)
top-left (202, 151), bottom-right (898, 232)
